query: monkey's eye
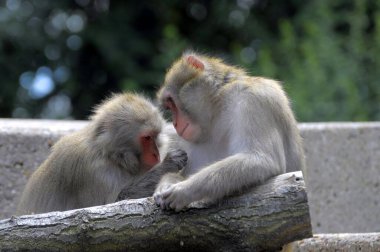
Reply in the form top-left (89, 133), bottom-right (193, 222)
top-left (164, 97), bottom-right (175, 111)
top-left (163, 98), bottom-right (170, 110)
top-left (143, 136), bottom-right (152, 141)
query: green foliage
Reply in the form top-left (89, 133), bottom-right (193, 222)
top-left (0, 0), bottom-right (379, 121)
top-left (253, 0), bottom-right (380, 121)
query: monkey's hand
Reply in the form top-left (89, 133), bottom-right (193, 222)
top-left (161, 149), bottom-right (187, 172)
top-left (153, 172), bottom-right (185, 210)
top-left (155, 181), bottom-right (196, 212)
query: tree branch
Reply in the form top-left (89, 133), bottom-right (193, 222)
top-left (0, 171), bottom-right (311, 252)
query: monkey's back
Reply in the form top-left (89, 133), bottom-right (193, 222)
top-left (219, 76), bottom-right (305, 173)
top-left (17, 129), bottom-right (95, 215)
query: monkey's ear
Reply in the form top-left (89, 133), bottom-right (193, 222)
top-left (186, 55), bottom-right (205, 71)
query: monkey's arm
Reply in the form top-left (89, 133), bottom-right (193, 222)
top-left (117, 169), bottom-right (171, 200)
top-left (157, 93), bottom-right (287, 211)
top-left (117, 149), bottom-right (187, 200)
top-left (159, 151), bottom-right (283, 211)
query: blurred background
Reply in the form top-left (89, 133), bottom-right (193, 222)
top-left (0, 0), bottom-right (379, 122)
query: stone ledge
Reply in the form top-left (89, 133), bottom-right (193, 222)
top-left (0, 119), bottom-right (379, 234)
top-left (0, 119), bottom-right (87, 135)
top-left (283, 233), bottom-right (380, 252)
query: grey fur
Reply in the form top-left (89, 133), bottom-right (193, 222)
top-left (154, 53), bottom-right (305, 211)
top-left (17, 93), bottom-right (171, 215)
top-left (117, 149), bottom-right (187, 200)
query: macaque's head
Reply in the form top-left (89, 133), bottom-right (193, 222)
top-left (91, 93), bottom-right (165, 173)
top-left (157, 52), bottom-right (244, 143)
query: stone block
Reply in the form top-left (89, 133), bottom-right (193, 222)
top-left (0, 119), bottom-right (86, 218)
top-left (300, 123), bottom-right (380, 233)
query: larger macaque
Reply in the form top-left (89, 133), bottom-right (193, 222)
top-left (17, 93), bottom-right (185, 215)
top-left (154, 52), bottom-right (305, 211)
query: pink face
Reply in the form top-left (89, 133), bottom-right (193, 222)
top-left (139, 132), bottom-right (160, 171)
top-left (164, 96), bottom-right (200, 142)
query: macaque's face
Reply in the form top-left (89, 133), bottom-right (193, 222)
top-left (139, 131), bottom-right (160, 171)
top-left (158, 55), bottom-right (223, 144)
top-left (163, 95), bottom-right (201, 142)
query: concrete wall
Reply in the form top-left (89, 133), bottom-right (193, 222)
top-left (0, 119), bottom-right (379, 234)
top-left (300, 123), bottom-right (380, 233)
top-left (0, 119), bottom-right (87, 219)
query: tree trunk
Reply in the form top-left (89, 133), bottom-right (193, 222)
top-left (0, 171), bottom-right (312, 252)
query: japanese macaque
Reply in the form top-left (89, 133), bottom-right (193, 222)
top-left (153, 52), bottom-right (305, 211)
top-left (17, 93), bottom-right (186, 215)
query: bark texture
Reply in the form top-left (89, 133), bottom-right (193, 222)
top-left (0, 171), bottom-right (311, 251)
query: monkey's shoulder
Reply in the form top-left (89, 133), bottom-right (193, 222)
top-left (224, 77), bottom-right (288, 103)
top-left (54, 128), bottom-right (88, 146)
top-left (49, 129), bottom-right (92, 161)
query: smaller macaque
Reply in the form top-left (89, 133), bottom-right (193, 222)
top-left (17, 93), bottom-right (186, 215)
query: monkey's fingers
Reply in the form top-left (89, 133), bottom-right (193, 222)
top-left (164, 149), bottom-right (187, 171)
top-left (163, 189), bottom-right (182, 212)
top-left (170, 201), bottom-right (181, 212)
top-left (161, 185), bottom-right (174, 200)
top-left (160, 187), bottom-right (177, 210)
top-left (163, 199), bottom-right (173, 210)
top-left (153, 192), bottom-right (170, 210)
top-left (159, 198), bottom-right (166, 210)
top-left (158, 196), bottom-right (171, 210)
top-left (153, 193), bottom-right (162, 206)
top-left (173, 149), bottom-right (188, 170)
top-left (167, 196), bottom-right (186, 212)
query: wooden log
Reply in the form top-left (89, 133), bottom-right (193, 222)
top-left (0, 171), bottom-right (312, 252)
